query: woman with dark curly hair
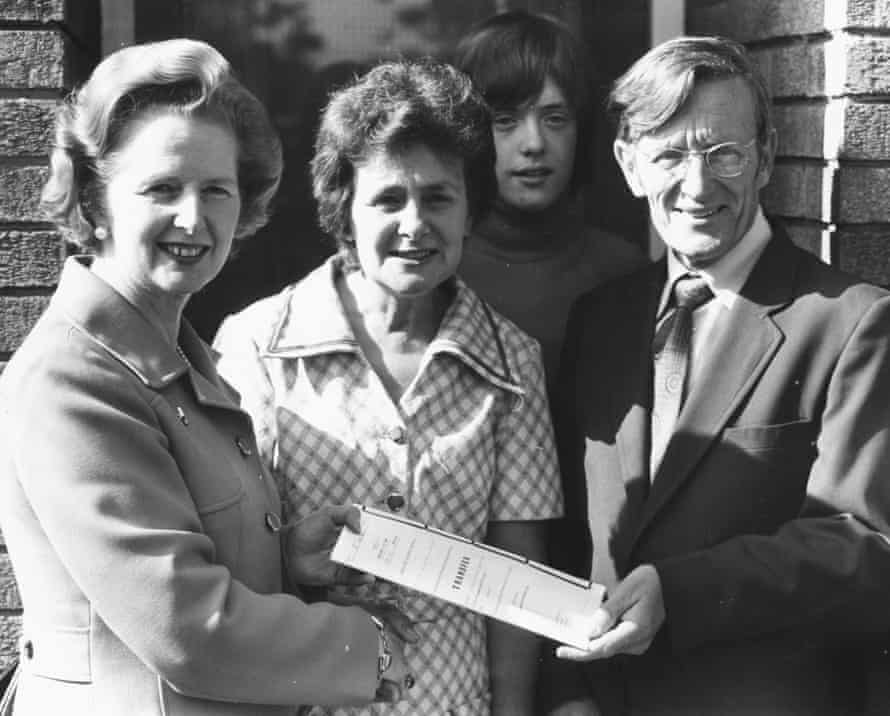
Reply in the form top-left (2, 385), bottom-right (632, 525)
top-left (0, 38), bottom-right (411, 715)
top-left (214, 59), bottom-right (563, 715)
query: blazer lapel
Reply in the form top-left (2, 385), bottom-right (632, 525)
top-left (633, 224), bottom-right (799, 542)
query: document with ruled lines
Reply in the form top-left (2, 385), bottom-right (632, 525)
top-left (331, 506), bottom-right (605, 650)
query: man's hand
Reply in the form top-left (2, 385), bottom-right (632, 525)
top-left (556, 564), bottom-right (665, 661)
top-left (282, 503), bottom-right (374, 587)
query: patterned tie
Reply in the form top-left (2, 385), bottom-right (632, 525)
top-left (650, 274), bottom-right (714, 478)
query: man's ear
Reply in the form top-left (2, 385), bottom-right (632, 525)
top-left (614, 139), bottom-right (646, 198)
top-left (755, 128), bottom-right (778, 191)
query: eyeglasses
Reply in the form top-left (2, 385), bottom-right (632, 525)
top-left (636, 138), bottom-right (758, 178)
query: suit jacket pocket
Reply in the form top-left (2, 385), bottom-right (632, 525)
top-left (22, 625), bottom-right (91, 683)
top-left (722, 419), bottom-right (816, 452)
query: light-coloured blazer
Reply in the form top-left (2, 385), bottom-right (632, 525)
top-left (551, 221), bottom-right (890, 714)
top-left (0, 257), bottom-right (378, 716)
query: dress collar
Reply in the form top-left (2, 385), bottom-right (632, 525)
top-left (660, 206), bottom-right (772, 316)
top-left (53, 256), bottom-right (211, 390)
top-left (265, 257), bottom-right (523, 395)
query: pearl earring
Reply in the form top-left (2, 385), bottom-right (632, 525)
top-left (94, 226), bottom-right (108, 241)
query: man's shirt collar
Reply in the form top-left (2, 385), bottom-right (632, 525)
top-left (659, 206), bottom-right (772, 315)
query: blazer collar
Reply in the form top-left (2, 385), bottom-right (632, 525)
top-left (265, 257), bottom-right (523, 396)
top-left (53, 256), bottom-right (220, 395)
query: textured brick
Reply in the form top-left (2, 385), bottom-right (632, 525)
top-left (773, 103), bottom-right (825, 157)
top-left (0, 614), bottom-right (21, 673)
top-left (0, 99), bottom-right (56, 157)
top-left (0, 0), bottom-right (64, 21)
top-left (0, 0), bottom-right (99, 54)
top-left (0, 30), bottom-right (66, 88)
top-left (842, 101), bottom-right (890, 159)
top-left (784, 222), bottom-right (823, 258)
top-left (846, 0), bottom-right (890, 27)
top-left (762, 162), bottom-right (824, 219)
top-left (0, 554), bottom-right (21, 610)
top-left (687, 0), bottom-right (824, 42)
top-left (836, 228), bottom-right (890, 286)
top-left (0, 166), bottom-right (49, 223)
top-left (844, 37), bottom-right (890, 95)
top-left (838, 166), bottom-right (890, 222)
top-left (0, 296), bottom-right (48, 352)
top-left (0, 231), bottom-right (62, 288)
top-left (751, 41), bottom-right (825, 99)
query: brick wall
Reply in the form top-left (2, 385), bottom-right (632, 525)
top-left (0, 0), bottom-right (98, 676)
top-left (689, 0), bottom-right (890, 287)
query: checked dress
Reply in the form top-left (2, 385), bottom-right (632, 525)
top-left (214, 257), bottom-right (563, 716)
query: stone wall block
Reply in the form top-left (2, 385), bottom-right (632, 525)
top-left (0, 0), bottom-right (64, 21)
top-left (835, 227), bottom-right (890, 286)
top-left (0, 554), bottom-right (21, 610)
top-left (784, 222), bottom-right (823, 257)
top-left (0, 166), bottom-right (50, 223)
top-left (687, 0), bottom-right (824, 42)
top-left (774, 103), bottom-right (825, 157)
top-left (846, 0), bottom-right (890, 28)
top-left (0, 231), bottom-right (62, 287)
top-left (751, 41), bottom-right (825, 99)
top-left (0, 296), bottom-right (49, 352)
top-left (0, 613), bottom-right (22, 672)
top-left (762, 162), bottom-right (824, 219)
top-left (0, 30), bottom-right (67, 88)
top-left (837, 166), bottom-right (890, 222)
top-left (0, 0), bottom-right (100, 56)
top-left (842, 101), bottom-right (890, 159)
top-left (844, 36), bottom-right (890, 95)
top-left (0, 99), bottom-right (56, 157)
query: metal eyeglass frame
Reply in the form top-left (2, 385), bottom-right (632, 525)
top-left (635, 138), bottom-right (758, 178)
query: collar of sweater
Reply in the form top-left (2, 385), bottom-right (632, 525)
top-left (469, 195), bottom-right (585, 262)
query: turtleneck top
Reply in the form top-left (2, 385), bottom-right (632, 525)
top-left (459, 196), bottom-right (647, 404)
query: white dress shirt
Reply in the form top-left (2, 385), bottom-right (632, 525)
top-left (656, 207), bottom-right (773, 391)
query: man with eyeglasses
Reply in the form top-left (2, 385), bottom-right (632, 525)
top-left (544, 35), bottom-right (890, 715)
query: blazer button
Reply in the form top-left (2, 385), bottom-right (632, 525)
top-left (386, 492), bottom-right (406, 512)
top-left (235, 436), bottom-right (253, 457)
top-left (264, 511), bottom-right (282, 533)
top-left (389, 425), bottom-right (406, 444)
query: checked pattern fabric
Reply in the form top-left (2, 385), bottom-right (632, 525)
top-left (650, 274), bottom-right (714, 478)
top-left (214, 259), bottom-right (563, 716)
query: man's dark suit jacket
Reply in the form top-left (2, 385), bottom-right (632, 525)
top-left (551, 221), bottom-right (890, 715)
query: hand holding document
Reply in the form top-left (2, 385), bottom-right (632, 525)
top-left (331, 506), bottom-right (605, 649)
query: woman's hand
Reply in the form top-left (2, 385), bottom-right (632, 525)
top-left (326, 590), bottom-right (418, 702)
top-left (282, 503), bottom-right (374, 587)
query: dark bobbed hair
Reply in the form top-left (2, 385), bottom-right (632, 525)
top-left (41, 38), bottom-right (283, 251)
top-left (311, 58), bottom-right (496, 255)
top-left (609, 35), bottom-right (774, 150)
top-left (452, 10), bottom-right (595, 190)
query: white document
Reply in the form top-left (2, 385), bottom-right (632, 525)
top-left (331, 506), bottom-right (605, 650)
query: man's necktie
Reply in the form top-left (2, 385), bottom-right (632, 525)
top-left (650, 274), bottom-right (714, 478)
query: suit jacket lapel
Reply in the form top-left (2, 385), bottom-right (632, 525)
top-left (632, 223), bottom-right (799, 543)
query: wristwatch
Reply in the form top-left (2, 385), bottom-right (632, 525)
top-left (370, 615), bottom-right (392, 684)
